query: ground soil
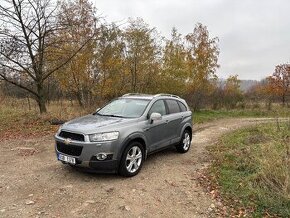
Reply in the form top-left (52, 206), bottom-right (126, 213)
top-left (0, 118), bottom-right (281, 218)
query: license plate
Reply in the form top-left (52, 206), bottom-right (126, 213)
top-left (58, 154), bottom-right (76, 164)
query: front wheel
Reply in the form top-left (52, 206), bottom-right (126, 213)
top-left (176, 130), bottom-right (192, 153)
top-left (119, 141), bottom-right (144, 177)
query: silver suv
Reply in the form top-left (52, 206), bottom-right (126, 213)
top-left (55, 93), bottom-right (193, 177)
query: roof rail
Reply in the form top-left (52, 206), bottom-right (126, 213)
top-left (122, 93), bottom-right (142, 97)
top-left (154, 93), bottom-right (180, 99)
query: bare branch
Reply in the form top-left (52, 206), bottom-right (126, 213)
top-left (42, 33), bottom-right (96, 82)
top-left (0, 73), bottom-right (38, 97)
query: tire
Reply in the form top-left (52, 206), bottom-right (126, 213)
top-left (119, 141), bottom-right (144, 177)
top-left (176, 130), bottom-right (192, 153)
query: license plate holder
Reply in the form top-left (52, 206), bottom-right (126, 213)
top-left (58, 153), bottom-right (76, 165)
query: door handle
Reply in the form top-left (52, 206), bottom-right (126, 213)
top-left (165, 120), bottom-right (169, 124)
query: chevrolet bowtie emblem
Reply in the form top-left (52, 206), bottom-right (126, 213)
top-left (64, 138), bottom-right (72, 145)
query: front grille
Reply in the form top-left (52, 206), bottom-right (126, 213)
top-left (56, 142), bottom-right (83, 156)
top-left (59, 131), bottom-right (84, 141)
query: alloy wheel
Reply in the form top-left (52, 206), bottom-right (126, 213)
top-left (125, 146), bottom-right (142, 173)
top-left (183, 132), bottom-right (191, 151)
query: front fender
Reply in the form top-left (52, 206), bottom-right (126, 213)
top-left (117, 132), bottom-right (148, 161)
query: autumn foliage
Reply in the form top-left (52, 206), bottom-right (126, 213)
top-left (51, 0), bottom-right (221, 110)
top-left (248, 64), bottom-right (290, 108)
top-left (267, 64), bottom-right (290, 106)
top-left (0, 0), bottom-right (289, 113)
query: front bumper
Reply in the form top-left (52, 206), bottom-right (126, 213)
top-left (54, 135), bottom-right (120, 173)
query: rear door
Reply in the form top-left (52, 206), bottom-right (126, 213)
top-left (163, 99), bottom-right (182, 144)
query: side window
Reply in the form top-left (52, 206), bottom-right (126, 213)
top-left (148, 100), bottom-right (166, 116)
top-left (177, 101), bottom-right (187, 112)
top-left (166, 100), bottom-right (181, 114)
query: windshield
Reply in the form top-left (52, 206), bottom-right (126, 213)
top-left (97, 98), bottom-right (150, 118)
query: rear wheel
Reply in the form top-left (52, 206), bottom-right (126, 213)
top-left (119, 141), bottom-right (144, 177)
top-left (176, 130), bottom-right (191, 153)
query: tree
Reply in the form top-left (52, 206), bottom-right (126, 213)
top-left (249, 79), bottom-right (274, 110)
top-left (268, 64), bottom-right (290, 106)
top-left (0, 0), bottom-right (95, 113)
top-left (54, 0), bottom-right (98, 107)
top-left (94, 24), bottom-right (127, 99)
top-left (223, 75), bottom-right (243, 109)
top-left (161, 27), bottom-right (188, 96)
top-left (185, 23), bottom-right (220, 110)
top-left (123, 18), bottom-right (161, 93)
top-left (210, 80), bottom-right (225, 110)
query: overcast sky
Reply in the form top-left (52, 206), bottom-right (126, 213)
top-left (93, 0), bottom-right (290, 80)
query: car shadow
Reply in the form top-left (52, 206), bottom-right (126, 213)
top-left (59, 146), bottom-right (178, 180)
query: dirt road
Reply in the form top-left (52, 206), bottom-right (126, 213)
top-left (0, 118), bottom-right (280, 218)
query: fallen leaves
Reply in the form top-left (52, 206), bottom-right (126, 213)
top-left (11, 147), bottom-right (39, 156)
top-left (164, 179), bottom-right (178, 187)
top-left (0, 119), bottom-right (58, 141)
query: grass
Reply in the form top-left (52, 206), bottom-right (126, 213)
top-left (193, 107), bottom-right (290, 124)
top-left (209, 121), bottom-right (290, 217)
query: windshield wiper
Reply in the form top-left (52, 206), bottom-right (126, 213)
top-left (106, 114), bottom-right (126, 118)
top-left (97, 114), bottom-right (126, 118)
top-left (94, 113), bottom-right (131, 118)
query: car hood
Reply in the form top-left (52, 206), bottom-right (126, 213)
top-left (61, 114), bottom-right (129, 134)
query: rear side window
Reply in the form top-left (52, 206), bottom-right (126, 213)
top-left (148, 100), bottom-right (166, 116)
top-left (177, 101), bottom-right (187, 112)
top-left (165, 100), bottom-right (180, 114)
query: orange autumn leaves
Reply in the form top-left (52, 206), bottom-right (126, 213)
top-left (267, 64), bottom-right (290, 105)
top-left (252, 64), bottom-right (290, 106)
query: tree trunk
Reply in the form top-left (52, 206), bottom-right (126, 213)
top-left (37, 97), bottom-right (47, 113)
top-left (282, 94), bottom-right (286, 107)
top-left (266, 98), bottom-right (272, 110)
top-left (27, 97), bottom-right (31, 110)
top-left (37, 83), bottom-right (47, 113)
top-left (131, 55), bottom-right (137, 92)
top-left (76, 91), bottom-right (84, 107)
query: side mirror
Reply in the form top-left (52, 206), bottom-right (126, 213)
top-left (150, 112), bottom-right (162, 123)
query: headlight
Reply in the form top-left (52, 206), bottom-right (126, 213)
top-left (89, 131), bottom-right (119, 142)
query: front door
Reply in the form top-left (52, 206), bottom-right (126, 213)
top-left (144, 100), bottom-right (168, 152)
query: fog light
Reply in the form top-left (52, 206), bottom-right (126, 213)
top-left (96, 153), bottom-right (107, 160)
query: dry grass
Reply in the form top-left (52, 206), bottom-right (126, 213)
top-left (256, 120), bottom-right (290, 206)
top-left (0, 97), bottom-right (96, 140)
top-left (1, 97), bottom-right (93, 119)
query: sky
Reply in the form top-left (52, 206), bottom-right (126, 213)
top-left (93, 0), bottom-right (290, 80)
